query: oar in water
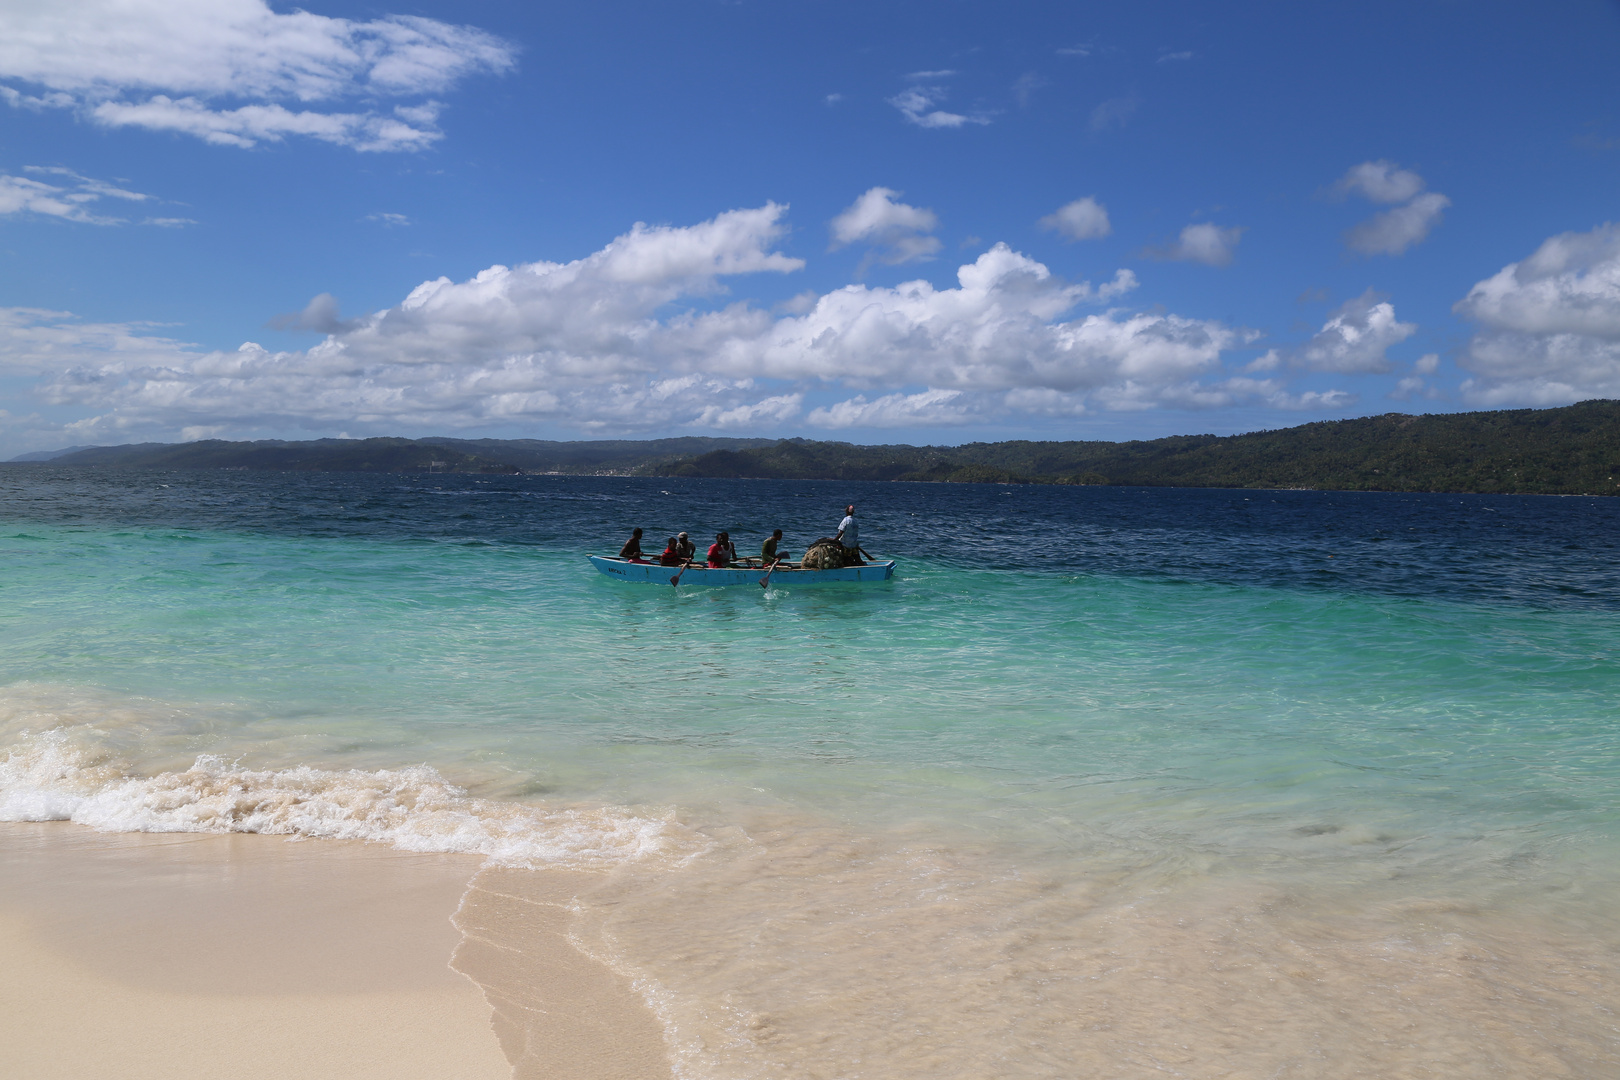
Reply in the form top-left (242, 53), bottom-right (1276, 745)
top-left (670, 560), bottom-right (694, 587)
top-left (759, 558), bottom-right (782, 589)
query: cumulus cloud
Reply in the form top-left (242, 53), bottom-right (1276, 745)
top-left (1388, 354), bottom-right (1444, 401)
top-left (0, 0), bottom-right (515, 151)
top-left (1453, 222), bottom-right (1620, 406)
top-left (1269, 388), bottom-right (1358, 409)
top-left (4, 203), bottom-right (1287, 441)
top-left (889, 85), bottom-right (988, 129)
top-left (1039, 197), bottom-right (1111, 241)
top-left (1332, 160), bottom-right (1426, 204)
top-left (0, 166), bottom-right (154, 224)
top-left (807, 389), bottom-right (970, 429)
top-left (829, 187), bottom-right (942, 267)
top-left (1257, 288), bottom-right (1416, 373)
top-left (267, 293), bottom-right (359, 335)
top-left (1333, 161), bottom-right (1449, 256)
top-left (1145, 222), bottom-right (1244, 267)
top-left (1345, 193), bottom-right (1451, 257)
top-left (697, 393), bottom-right (804, 429)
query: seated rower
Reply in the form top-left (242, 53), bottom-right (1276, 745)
top-left (659, 537), bottom-right (683, 566)
top-left (761, 529), bottom-right (790, 565)
top-left (619, 527), bottom-right (649, 562)
top-left (706, 531), bottom-right (733, 568)
top-left (676, 532), bottom-right (696, 561)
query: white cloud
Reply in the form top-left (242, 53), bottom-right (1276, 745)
top-left (1089, 95), bottom-right (1137, 131)
top-left (888, 86), bottom-right (988, 129)
top-left (1012, 72), bottom-right (1046, 107)
top-left (1333, 161), bottom-right (1449, 256)
top-left (268, 293), bottom-right (358, 335)
top-left (829, 187), bottom-right (942, 267)
top-left (0, 0), bottom-right (515, 151)
top-left (904, 70), bottom-right (957, 80)
top-left (1056, 44), bottom-right (1093, 57)
top-left (1284, 289), bottom-right (1417, 373)
top-left (4, 204), bottom-right (1283, 440)
top-left (698, 393), bottom-right (803, 429)
top-left (1388, 352), bottom-right (1444, 400)
top-left (367, 212), bottom-right (411, 227)
top-left (696, 248), bottom-right (1168, 391)
top-left (1453, 222), bottom-right (1620, 406)
top-left (0, 307), bottom-right (198, 377)
top-left (1268, 388), bottom-right (1357, 409)
top-left (1345, 193), bottom-right (1450, 257)
top-left (807, 389), bottom-right (970, 429)
top-left (1157, 51), bottom-right (1193, 63)
top-left (1146, 222), bottom-right (1244, 267)
top-left (0, 166), bottom-right (155, 224)
top-left (1332, 160), bottom-right (1426, 204)
top-left (1039, 197), bottom-right (1112, 241)
top-left (88, 96), bottom-right (447, 152)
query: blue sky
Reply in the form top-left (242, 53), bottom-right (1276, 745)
top-left (2, 0), bottom-right (1618, 456)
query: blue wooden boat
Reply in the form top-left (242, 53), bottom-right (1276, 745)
top-left (588, 555), bottom-right (896, 586)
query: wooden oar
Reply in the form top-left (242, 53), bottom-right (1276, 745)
top-left (670, 560), bottom-right (694, 587)
top-left (759, 558), bottom-right (782, 589)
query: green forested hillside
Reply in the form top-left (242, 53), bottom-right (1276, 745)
top-left (649, 401), bottom-right (1620, 495)
top-left (16, 402), bottom-right (1620, 495)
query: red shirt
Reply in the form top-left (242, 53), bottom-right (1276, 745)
top-left (707, 542), bottom-right (727, 567)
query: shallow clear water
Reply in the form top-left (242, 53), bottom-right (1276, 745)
top-left (4, 467), bottom-right (1619, 1076)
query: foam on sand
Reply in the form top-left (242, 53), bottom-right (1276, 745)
top-left (0, 724), bottom-right (703, 869)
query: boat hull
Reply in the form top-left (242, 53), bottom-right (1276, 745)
top-left (588, 555), bottom-right (895, 586)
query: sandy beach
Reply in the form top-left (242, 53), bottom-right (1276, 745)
top-left (0, 823), bottom-right (669, 1080)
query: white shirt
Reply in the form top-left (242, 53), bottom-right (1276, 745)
top-left (837, 514), bottom-right (858, 547)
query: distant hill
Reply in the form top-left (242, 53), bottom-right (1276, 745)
top-left (646, 401), bottom-right (1620, 496)
top-left (12, 402), bottom-right (1620, 494)
top-left (18, 435), bottom-right (775, 474)
top-left (7, 444), bottom-right (101, 462)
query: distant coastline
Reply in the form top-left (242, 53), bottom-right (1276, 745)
top-left (10, 400), bottom-right (1620, 496)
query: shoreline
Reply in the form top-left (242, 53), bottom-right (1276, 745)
top-left (0, 822), bottom-right (671, 1080)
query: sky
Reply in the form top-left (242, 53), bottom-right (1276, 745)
top-left (1, 0), bottom-right (1618, 456)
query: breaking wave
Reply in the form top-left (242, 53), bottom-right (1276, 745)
top-left (0, 725), bottom-right (701, 869)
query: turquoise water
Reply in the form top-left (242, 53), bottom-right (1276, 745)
top-left (4, 468), bottom-right (1619, 1075)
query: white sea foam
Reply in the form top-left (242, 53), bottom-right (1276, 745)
top-left (0, 726), bottom-right (699, 869)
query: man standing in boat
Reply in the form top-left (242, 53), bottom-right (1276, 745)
top-left (836, 505), bottom-right (871, 565)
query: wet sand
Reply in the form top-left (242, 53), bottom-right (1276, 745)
top-left (0, 823), bottom-right (670, 1080)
